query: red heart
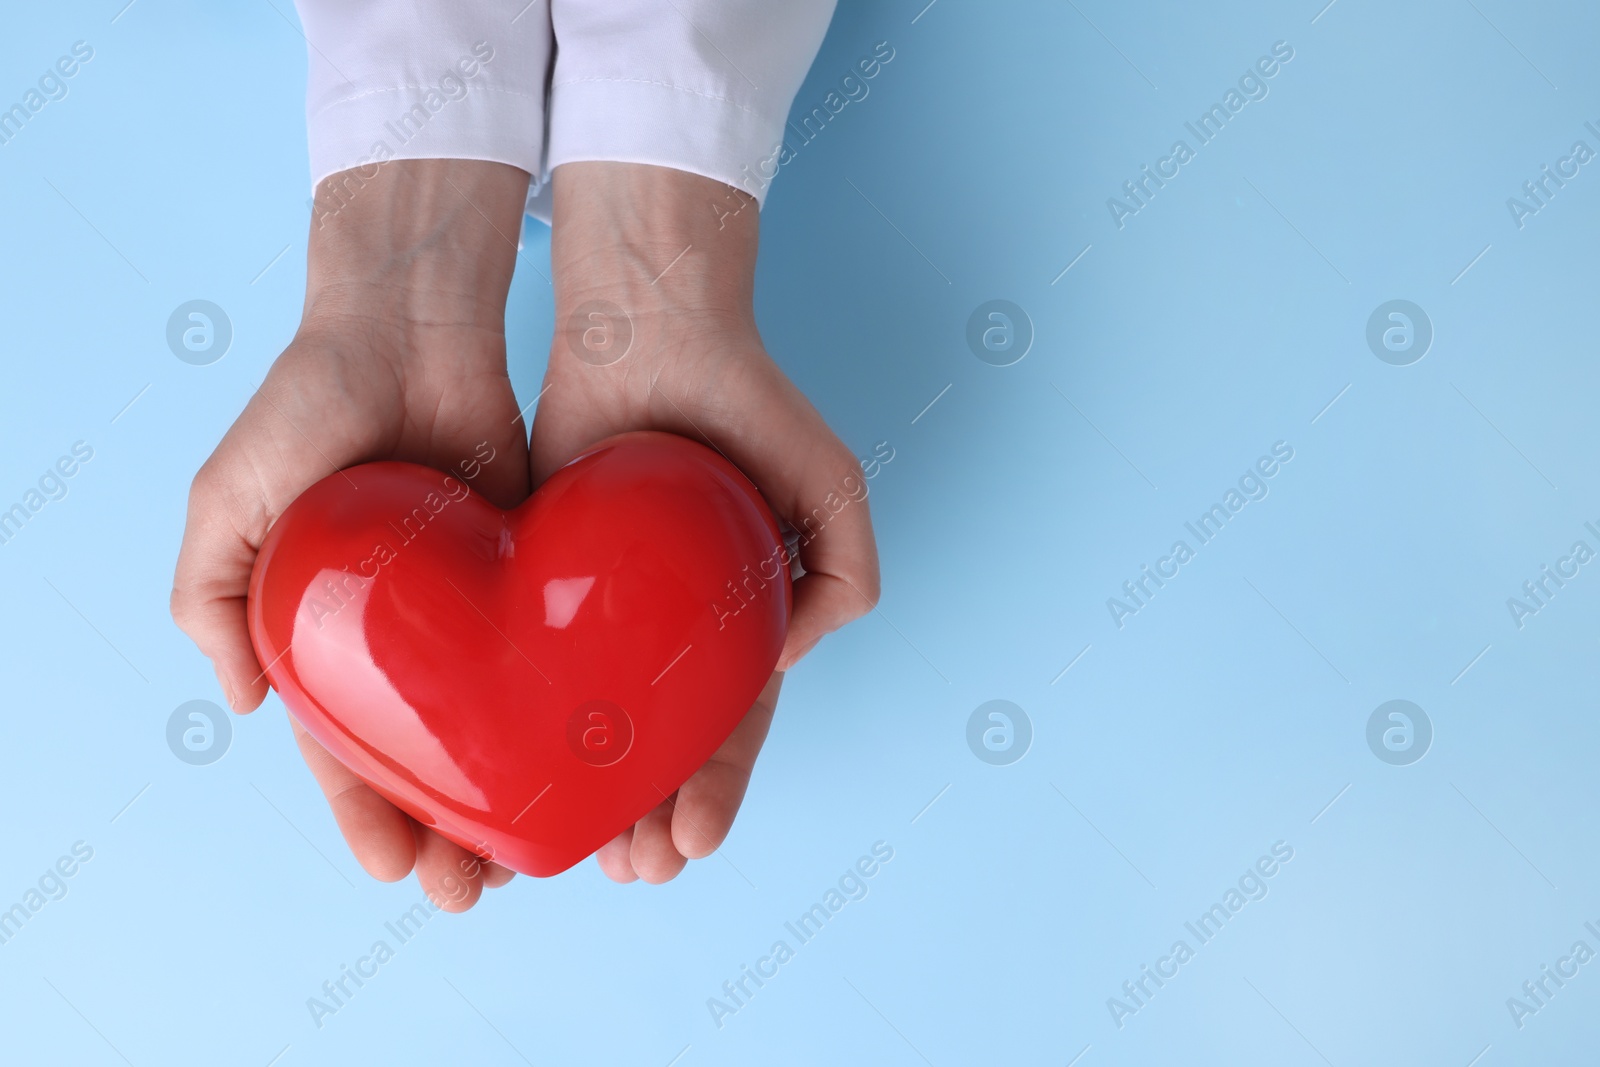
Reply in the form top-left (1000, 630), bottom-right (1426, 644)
top-left (246, 431), bottom-right (790, 877)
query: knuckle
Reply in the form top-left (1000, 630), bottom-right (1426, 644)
top-left (168, 583), bottom-right (199, 632)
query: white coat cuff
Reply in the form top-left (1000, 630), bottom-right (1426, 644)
top-left (308, 84), bottom-right (548, 198)
top-left (546, 77), bottom-right (783, 205)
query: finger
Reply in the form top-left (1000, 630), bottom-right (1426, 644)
top-left (290, 716), bottom-right (417, 881)
top-left (171, 464), bottom-right (272, 713)
top-left (630, 797), bottom-right (688, 884)
top-left (767, 432), bottom-right (880, 671)
top-left (677, 365), bottom-right (880, 671)
top-left (481, 862), bottom-right (516, 889)
top-left (672, 672), bottom-right (781, 859)
top-left (413, 825), bottom-right (485, 912)
top-left (453, 850), bottom-right (510, 889)
top-left (596, 827), bottom-right (639, 883)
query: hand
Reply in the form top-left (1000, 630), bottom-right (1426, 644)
top-left (533, 162), bottom-right (881, 884)
top-left (170, 159), bottom-right (534, 911)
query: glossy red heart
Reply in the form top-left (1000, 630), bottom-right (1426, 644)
top-left (246, 431), bottom-right (790, 877)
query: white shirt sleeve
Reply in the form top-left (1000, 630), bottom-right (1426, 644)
top-left (294, 0), bottom-right (555, 212)
top-left (546, 0), bottom-right (837, 207)
top-left (293, 1), bottom-right (836, 222)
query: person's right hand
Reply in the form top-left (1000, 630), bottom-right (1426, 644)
top-left (170, 159), bottom-right (534, 911)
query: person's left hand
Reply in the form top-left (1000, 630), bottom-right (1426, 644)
top-left (533, 162), bottom-right (882, 883)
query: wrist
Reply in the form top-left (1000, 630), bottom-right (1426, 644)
top-left (549, 162), bottom-right (760, 325)
top-left (305, 159), bottom-right (530, 333)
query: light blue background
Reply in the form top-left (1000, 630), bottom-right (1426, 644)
top-left (1, 0), bottom-right (1597, 1063)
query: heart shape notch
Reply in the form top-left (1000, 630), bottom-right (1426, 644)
top-left (247, 431), bottom-right (790, 877)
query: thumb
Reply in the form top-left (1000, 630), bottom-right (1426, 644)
top-left (171, 459), bottom-right (272, 713)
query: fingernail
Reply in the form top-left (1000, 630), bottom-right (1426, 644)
top-left (217, 672), bottom-right (238, 714)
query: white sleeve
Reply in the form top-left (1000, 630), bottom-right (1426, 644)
top-left (546, 0), bottom-right (838, 207)
top-left (294, 0), bottom-right (555, 212)
top-left (293, 2), bottom-right (835, 221)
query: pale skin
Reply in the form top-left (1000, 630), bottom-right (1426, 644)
top-left (170, 158), bottom-right (880, 908)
